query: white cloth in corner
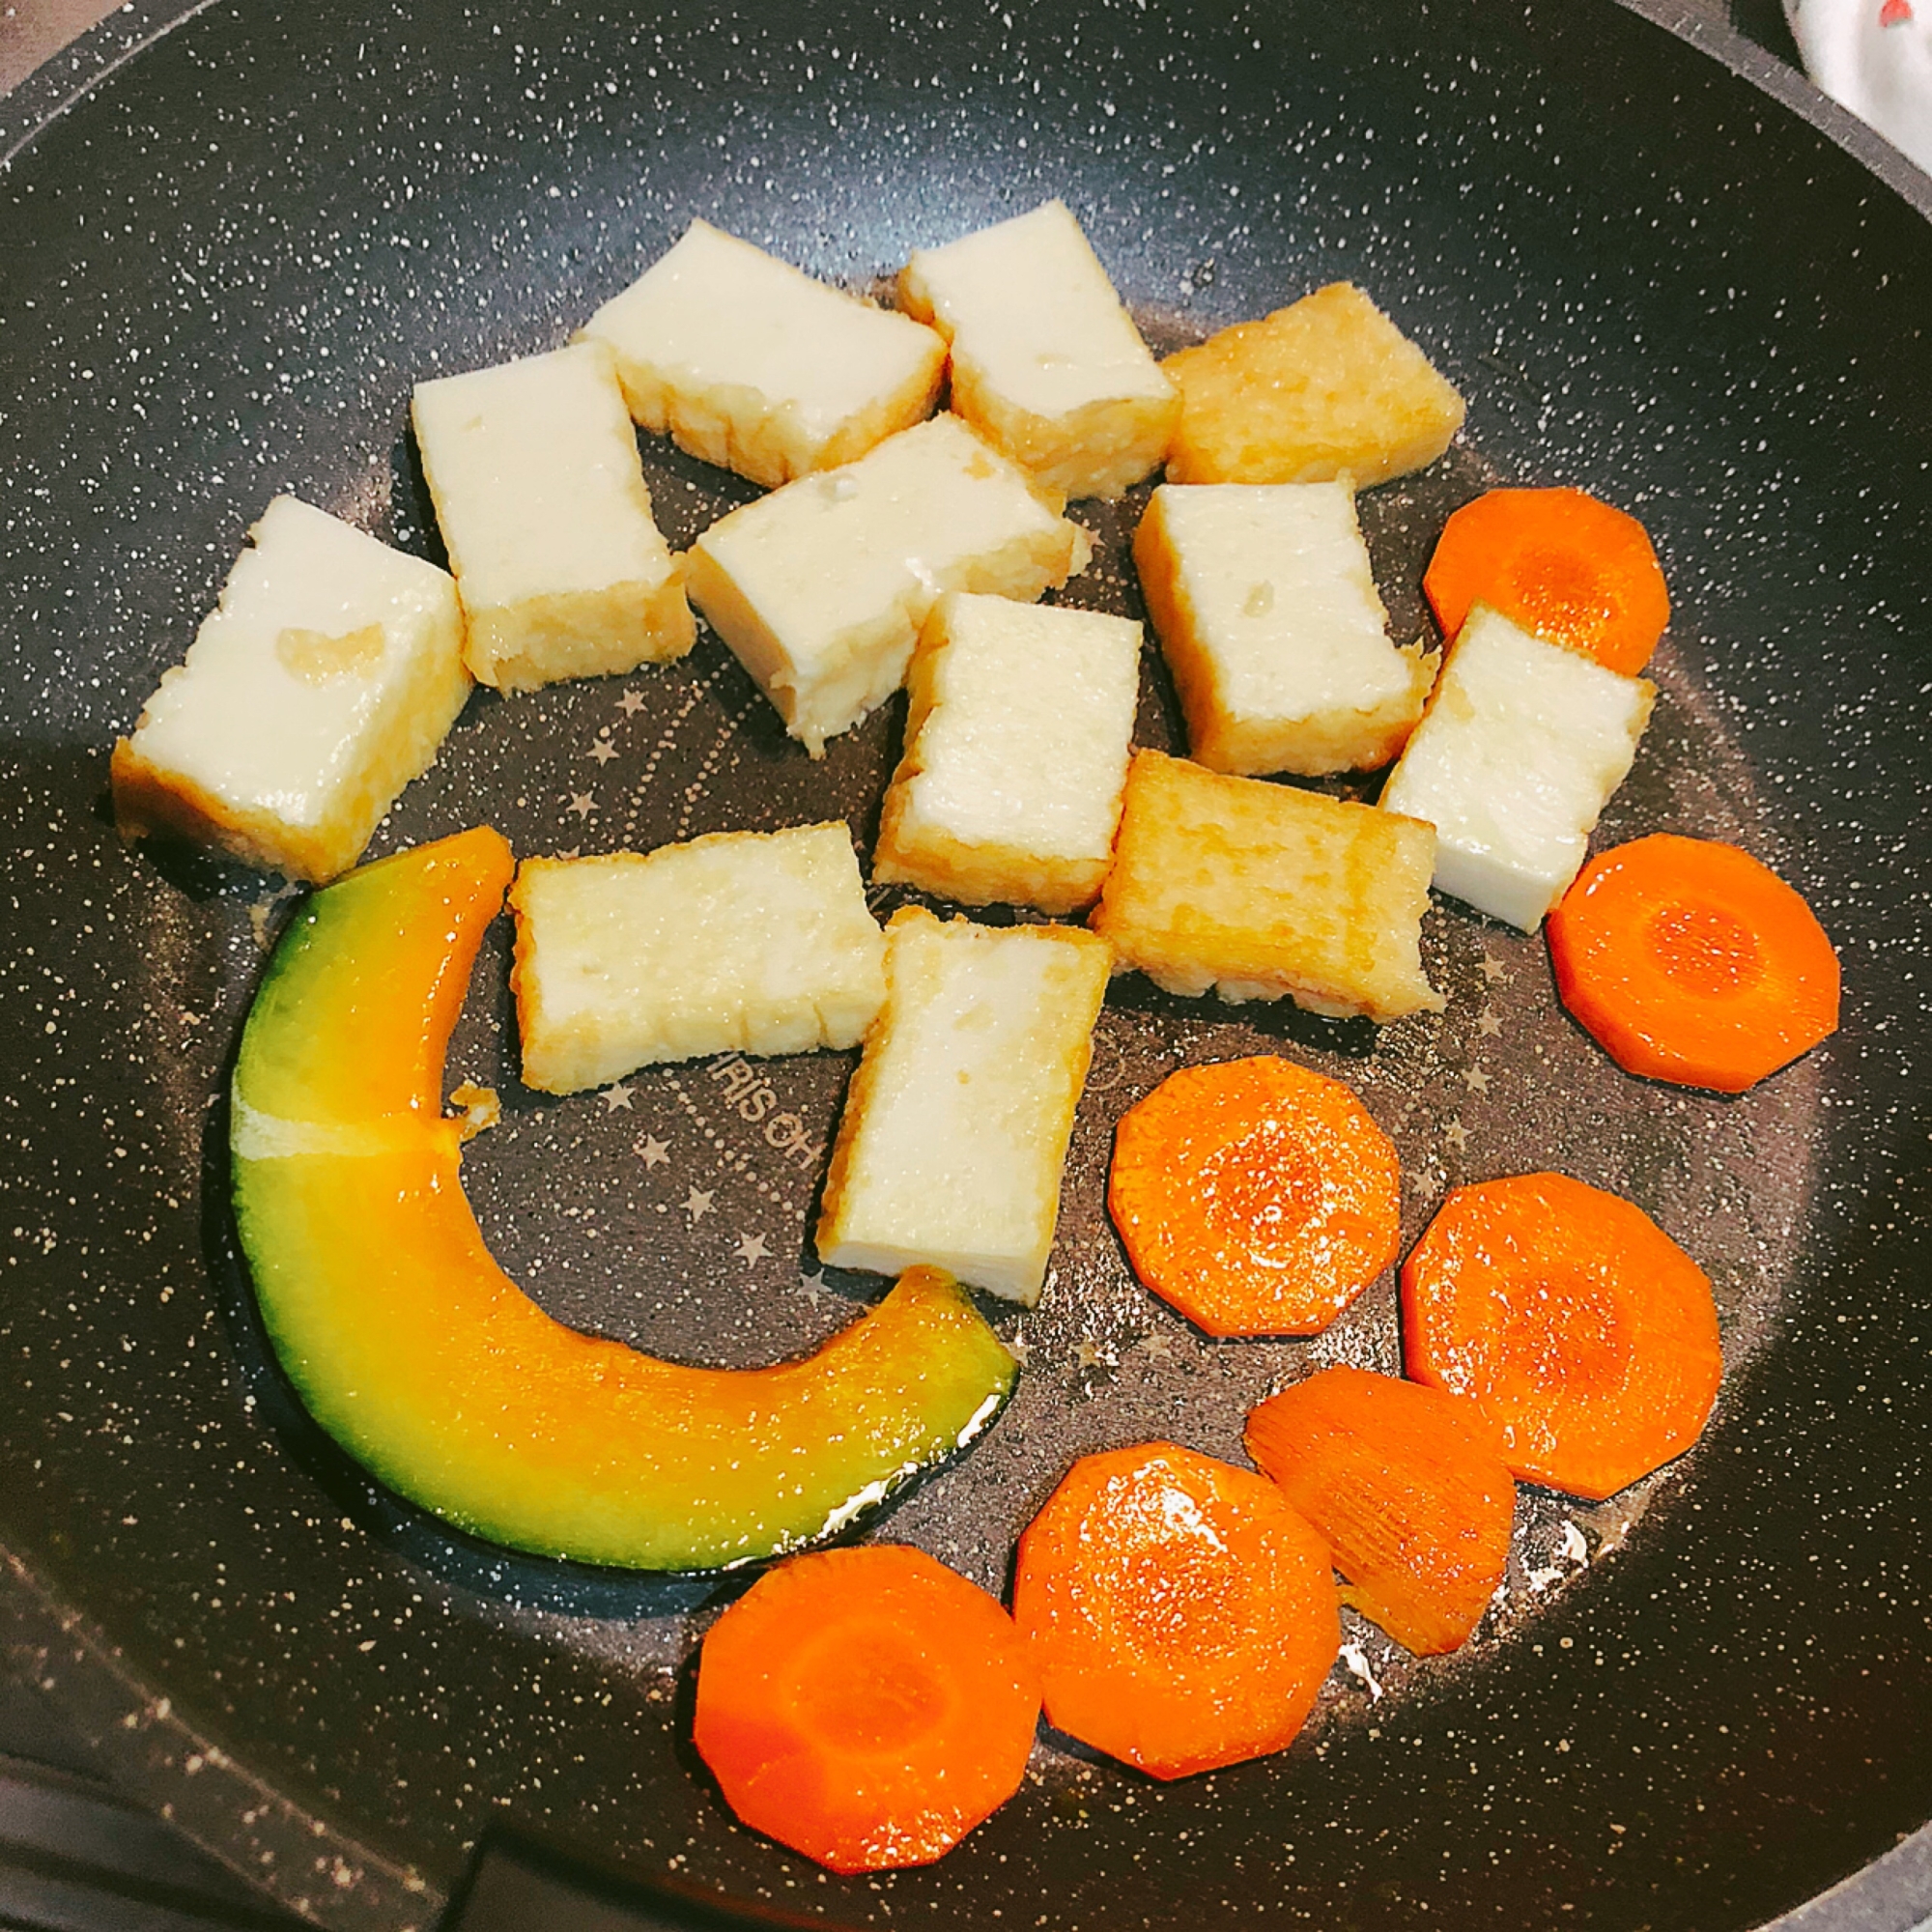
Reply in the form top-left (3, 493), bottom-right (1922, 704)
top-left (1785, 0), bottom-right (1932, 175)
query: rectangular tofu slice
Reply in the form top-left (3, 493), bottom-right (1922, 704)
top-left (412, 339), bottom-right (694, 692)
top-left (686, 413), bottom-right (1091, 756)
top-left (1134, 481), bottom-right (1435, 778)
top-left (1378, 604), bottom-right (1656, 930)
top-left (816, 909), bottom-right (1112, 1305)
top-left (1163, 283), bottom-right (1465, 488)
top-left (110, 496), bottom-right (469, 884)
top-left (873, 592), bottom-right (1142, 915)
top-left (576, 219), bottom-right (948, 489)
top-left (509, 823), bottom-right (885, 1093)
top-left (1089, 749), bottom-right (1442, 1021)
top-left (898, 200), bottom-right (1179, 501)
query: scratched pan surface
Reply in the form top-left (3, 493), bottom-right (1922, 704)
top-left (0, 0), bottom-right (1928, 1925)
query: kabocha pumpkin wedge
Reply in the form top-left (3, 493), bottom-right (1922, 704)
top-left (1401, 1173), bottom-right (1722, 1501)
top-left (230, 827), bottom-right (1016, 1570)
top-left (1012, 1442), bottom-right (1339, 1779)
top-left (1245, 1366), bottom-right (1516, 1655)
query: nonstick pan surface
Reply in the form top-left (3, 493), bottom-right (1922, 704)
top-left (1, 0), bottom-right (1929, 1927)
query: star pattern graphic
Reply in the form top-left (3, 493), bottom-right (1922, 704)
top-left (1476, 1009), bottom-right (1503, 1037)
top-left (1463, 1067), bottom-right (1491, 1094)
top-left (1480, 953), bottom-right (1510, 983)
top-left (1443, 1121), bottom-right (1470, 1151)
top-left (798, 1266), bottom-right (829, 1305)
top-left (734, 1232), bottom-right (771, 1265)
top-left (684, 1187), bottom-right (715, 1222)
top-left (601, 1082), bottom-right (634, 1113)
top-left (590, 737), bottom-right (618, 765)
top-left (618, 689), bottom-right (646, 716)
top-left (568, 793), bottom-right (595, 819)
top-left (636, 1135), bottom-right (669, 1169)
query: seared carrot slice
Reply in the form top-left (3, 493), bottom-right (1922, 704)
top-left (1402, 1173), bottom-right (1722, 1500)
top-left (693, 1544), bottom-right (1039, 1873)
top-left (1548, 833), bottom-right (1839, 1094)
top-left (1108, 1056), bottom-right (1401, 1336)
top-left (1245, 1366), bottom-right (1515, 1655)
top-left (1423, 487), bottom-right (1670, 675)
top-left (1012, 1442), bottom-right (1340, 1780)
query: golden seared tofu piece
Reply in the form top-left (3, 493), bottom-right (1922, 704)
top-left (873, 592), bottom-right (1142, 916)
top-left (898, 199), bottom-right (1179, 501)
top-left (509, 823), bottom-right (886, 1094)
top-left (686, 413), bottom-right (1090, 756)
top-left (576, 219), bottom-right (947, 489)
top-left (1379, 605), bottom-right (1656, 932)
top-left (1134, 481), bottom-right (1435, 779)
top-left (816, 909), bottom-right (1113, 1305)
top-left (1163, 283), bottom-right (1465, 488)
top-left (1090, 749), bottom-right (1442, 1021)
top-left (110, 496), bottom-right (469, 884)
top-left (412, 339), bottom-right (693, 692)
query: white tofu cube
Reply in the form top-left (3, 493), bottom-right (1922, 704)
top-left (110, 497), bottom-right (469, 884)
top-left (1133, 481), bottom-right (1435, 777)
top-left (576, 219), bottom-right (948, 489)
top-left (685, 413), bottom-right (1091, 756)
top-left (1378, 604), bottom-right (1656, 930)
top-left (816, 909), bottom-right (1113, 1305)
top-left (509, 823), bottom-right (885, 1094)
top-left (412, 339), bottom-right (693, 691)
top-left (899, 199), bottom-right (1179, 501)
top-left (873, 592), bottom-right (1141, 915)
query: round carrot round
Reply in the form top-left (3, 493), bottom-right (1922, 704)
top-left (1244, 1366), bottom-right (1515, 1657)
top-left (1402, 1172), bottom-right (1722, 1501)
top-left (1108, 1056), bottom-right (1401, 1337)
top-left (1012, 1442), bottom-right (1340, 1780)
top-left (1423, 487), bottom-right (1670, 674)
top-left (1548, 833), bottom-right (1839, 1094)
top-left (693, 1544), bottom-right (1040, 1873)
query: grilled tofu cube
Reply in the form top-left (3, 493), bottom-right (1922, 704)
top-left (1134, 481), bottom-right (1435, 778)
top-left (898, 199), bottom-right (1179, 501)
top-left (1090, 749), bottom-right (1442, 1021)
top-left (873, 592), bottom-right (1142, 915)
top-left (509, 823), bottom-right (885, 1094)
top-left (1162, 283), bottom-right (1465, 488)
top-left (110, 496), bottom-right (469, 884)
top-left (1378, 604), bottom-right (1656, 931)
top-left (576, 219), bottom-right (948, 489)
top-left (816, 909), bottom-right (1113, 1305)
top-left (686, 414), bottom-right (1091, 756)
top-left (412, 339), bottom-right (693, 692)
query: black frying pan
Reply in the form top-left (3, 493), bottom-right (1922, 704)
top-left (2, 0), bottom-right (1929, 1926)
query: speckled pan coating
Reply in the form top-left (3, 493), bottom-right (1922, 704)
top-left (0, 1), bottom-right (1928, 1930)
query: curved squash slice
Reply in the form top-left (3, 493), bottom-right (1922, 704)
top-left (231, 827), bottom-right (1016, 1570)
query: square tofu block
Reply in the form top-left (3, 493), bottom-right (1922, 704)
top-left (1162, 283), bottom-right (1465, 488)
top-left (1378, 604), bottom-right (1656, 931)
top-left (576, 219), bottom-right (948, 489)
top-left (1090, 749), bottom-right (1443, 1021)
top-left (873, 592), bottom-right (1142, 915)
top-left (509, 823), bottom-right (885, 1093)
top-left (412, 340), bottom-right (694, 692)
top-left (110, 497), bottom-right (469, 884)
top-left (815, 909), bottom-right (1113, 1304)
top-left (686, 413), bottom-right (1091, 756)
top-left (1134, 481), bottom-right (1435, 778)
top-left (898, 199), bottom-right (1179, 501)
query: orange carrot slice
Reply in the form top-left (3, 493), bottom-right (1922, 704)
top-left (693, 1544), bottom-right (1040, 1872)
top-left (1012, 1442), bottom-right (1339, 1779)
top-left (1245, 1366), bottom-right (1515, 1655)
top-left (1108, 1056), bottom-right (1401, 1336)
top-left (1548, 833), bottom-right (1840, 1094)
top-left (1402, 1173), bottom-right (1722, 1500)
top-left (1423, 487), bottom-right (1670, 674)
